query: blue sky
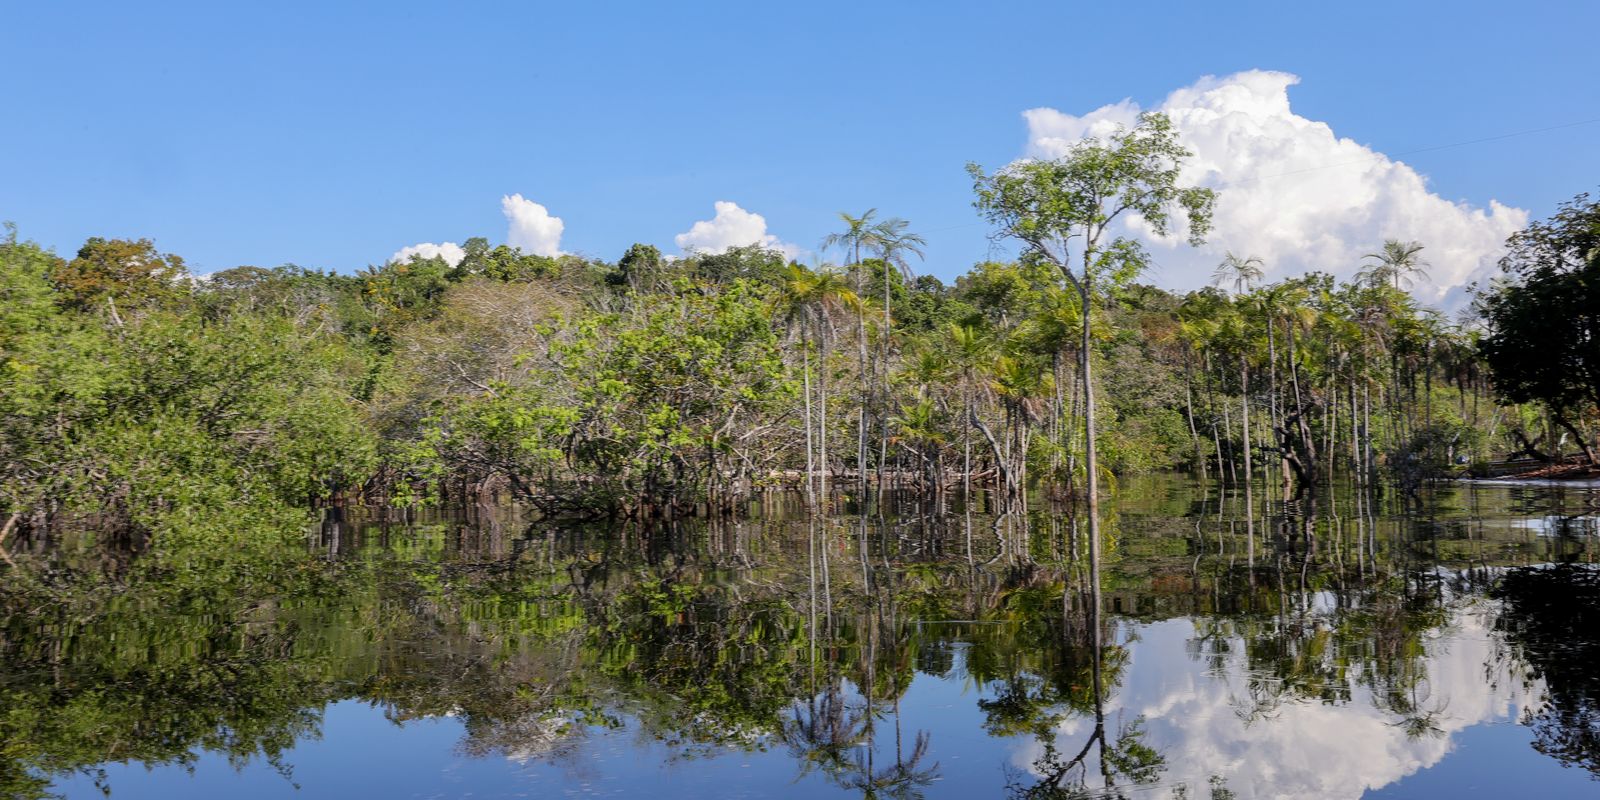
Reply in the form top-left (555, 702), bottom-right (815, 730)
top-left (4, 1), bottom-right (1596, 301)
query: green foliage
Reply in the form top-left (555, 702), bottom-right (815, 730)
top-left (560, 280), bottom-right (792, 500)
top-left (968, 112), bottom-right (1216, 290)
top-left (49, 236), bottom-right (189, 314)
top-left (455, 236), bottom-right (562, 282)
top-left (1, 230), bottom-right (375, 532)
top-left (2, 183), bottom-right (1575, 532)
top-left (1478, 192), bottom-right (1600, 430)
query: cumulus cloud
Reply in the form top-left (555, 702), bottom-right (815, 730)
top-left (1022, 70), bottom-right (1528, 307)
top-left (502, 193), bottom-right (565, 257)
top-left (390, 241), bottom-right (466, 266)
top-left (674, 201), bottom-right (800, 259)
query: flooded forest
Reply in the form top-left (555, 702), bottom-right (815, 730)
top-left (2, 117), bottom-right (1598, 798)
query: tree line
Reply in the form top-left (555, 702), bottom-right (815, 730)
top-left (2, 113), bottom-right (1595, 534)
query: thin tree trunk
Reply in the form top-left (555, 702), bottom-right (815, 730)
top-left (1286, 321), bottom-right (1316, 483)
top-left (1363, 381), bottom-right (1373, 485)
top-left (1079, 265), bottom-right (1102, 617)
top-left (1221, 358), bottom-right (1237, 482)
top-left (819, 319), bottom-right (830, 507)
top-left (881, 263), bottom-right (893, 491)
top-left (854, 243), bottom-right (869, 500)
top-left (1349, 379), bottom-right (1361, 480)
top-left (1268, 317), bottom-right (1288, 480)
top-left (802, 330), bottom-right (817, 507)
top-left (963, 374), bottom-right (972, 503)
top-left (1184, 349), bottom-right (1205, 478)
top-left (1241, 354), bottom-right (1253, 484)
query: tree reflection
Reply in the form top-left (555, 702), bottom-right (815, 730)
top-left (0, 482), bottom-right (1593, 798)
top-left (1494, 562), bottom-right (1600, 775)
top-left (1004, 510), bottom-right (1167, 799)
top-left (783, 684), bottom-right (866, 782)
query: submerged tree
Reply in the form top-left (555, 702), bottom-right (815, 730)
top-left (775, 264), bottom-right (864, 505)
top-left (969, 110), bottom-right (1215, 574)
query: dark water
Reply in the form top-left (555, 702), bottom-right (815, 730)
top-left (3, 476), bottom-right (1598, 799)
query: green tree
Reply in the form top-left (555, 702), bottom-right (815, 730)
top-left (870, 218), bottom-right (926, 484)
top-left (1478, 192), bottom-right (1600, 464)
top-left (1357, 239), bottom-right (1429, 291)
top-left (775, 265), bottom-right (862, 505)
top-left (1212, 252), bottom-right (1263, 295)
top-left (969, 111), bottom-right (1214, 602)
top-left (50, 236), bottom-right (188, 317)
top-left (608, 242), bottom-right (667, 291)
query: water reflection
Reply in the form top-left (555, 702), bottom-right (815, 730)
top-left (0, 477), bottom-right (1596, 798)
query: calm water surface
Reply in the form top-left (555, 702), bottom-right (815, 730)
top-left (3, 476), bottom-right (1598, 799)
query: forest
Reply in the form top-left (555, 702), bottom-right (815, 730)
top-left (1, 114), bottom-right (1597, 541)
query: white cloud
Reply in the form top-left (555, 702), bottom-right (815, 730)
top-left (1022, 70), bottom-right (1528, 308)
top-left (674, 201), bottom-right (800, 259)
top-left (390, 241), bottom-right (466, 266)
top-left (502, 193), bottom-right (564, 257)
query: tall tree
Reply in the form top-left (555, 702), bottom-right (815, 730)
top-left (776, 264), bottom-right (863, 504)
top-left (948, 323), bottom-right (994, 501)
top-left (1478, 193), bottom-right (1600, 464)
top-left (969, 111), bottom-right (1215, 602)
top-left (871, 217), bottom-right (926, 484)
top-left (822, 211), bottom-right (884, 493)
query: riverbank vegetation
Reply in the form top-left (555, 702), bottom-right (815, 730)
top-left (2, 118), bottom-right (1596, 535)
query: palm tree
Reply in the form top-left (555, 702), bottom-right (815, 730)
top-left (948, 323), bottom-right (994, 501)
top-left (871, 217), bottom-right (926, 486)
top-left (986, 354), bottom-right (1052, 509)
top-left (872, 217), bottom-right (926, 335)
top-left (1025, 287), bottom-right (1084, 482)
top-left (888, 393), bottom-right (945, 490)
top-left (775, 264), bottom-right (863, 506)
top-left (820, 209), bottom-right (883, 270)
top-left (822, 211), bottom-right (886, 495)
top-left (1358, 239), bottom-right (1429, 291)
top-left (1175, 308), bottom-right (1221, 478)
top-left (1213, 252), bottom-right (1265, 295)
top-left (783, 684), bottom-right (867, 784)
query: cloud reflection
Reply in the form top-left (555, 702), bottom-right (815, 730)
top-left (1015, 609), bottom-right (1538, 799)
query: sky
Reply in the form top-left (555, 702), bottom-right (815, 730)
top-left (4, 1), bottom-right (1597, 307)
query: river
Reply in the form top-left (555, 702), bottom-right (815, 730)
top-left (3, 475), bottom-right (1596, 798)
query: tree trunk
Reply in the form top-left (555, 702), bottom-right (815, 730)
top-left (1268, 317), bottom-right (1289, 481)
top-left (1286, 321), bottom-right (1318, 483)
top-left (1363, 382), bottom-right (1373, 484)
top-left (881, 263), bottom-right (893, 491)
top-left (1241, 354), bottom-right (1253, 484)
top-left (970, 409), bottom-right (1010, 505)
top-left (963, 374), bottom-right (972, 502)
top-left (1221, 359), bottom-right (1237, 482)
top-left (802, 329), bottom-right (816, 507)
top-left (1079, 265), bottom-right (1101, 614)
top-left (1184, 349), bottom-right (1205, 477)
top-left (1555, 414), bottom-right (1598, 466)
top-left (819, 319), bottom-right (830, 507)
